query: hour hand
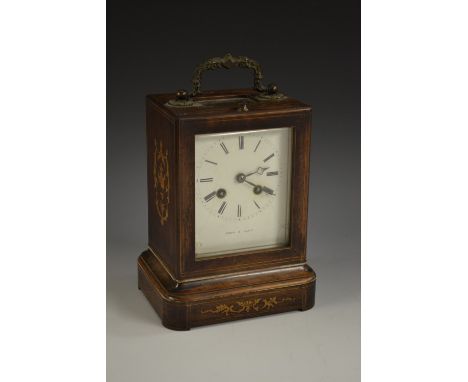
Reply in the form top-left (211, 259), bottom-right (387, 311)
top-left (245, 166), bottom-right (269, 177)
top-left (256, 167), bottom-right (269, 175)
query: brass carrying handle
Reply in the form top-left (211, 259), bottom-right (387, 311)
top-left (191, 53), bottom-right (265, 96)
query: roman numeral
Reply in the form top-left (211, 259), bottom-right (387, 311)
top-left (254, 201), bottom-right (260, 209)
top-left (218, 201), bottom-right (227, 214)
top-left (204, 191), bottom-right (216, 202)
top-left (239, 136), bottom-right (244, 150)
top-left (263, 153), bottom-right (274, 162)
top-left (200, 177), bottom-right (213, 182)
top-left (266, 171), bottom-right (278, 176)
top-left (254, 139), bottom-right (261, 152)
top-left (205, 160), bottom-right (217, 165)
top-left (220, 142), bottom-right (229, 154)
top-left (237, 204), bottom-right (242, 217)
top-left (262, 186), bottom-right (275, 195)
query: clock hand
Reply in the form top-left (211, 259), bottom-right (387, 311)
top-left (256, 167), bottom-right (269, 175)
top-left (244, 179), bottom-right (257, 187)
top-left (236, 173), bottom-right (274, 195)
top-left (244, 179), bottom-right (274, 195)
top-left (262, 186), bottom-right (275, 195)
top-left (236, 167), bottom-right (269, 184)
top-left (245, 166), bottom-right (269, 178)
top-left (243, 179), bottom-right (261, 194)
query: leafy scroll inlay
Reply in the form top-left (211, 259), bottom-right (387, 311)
top-left (153, 139), bottom-right (169, 226)
top-left (201, 297), bottom-right (295, 316)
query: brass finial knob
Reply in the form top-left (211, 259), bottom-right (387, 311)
top-left (176, 89), bottom-right (189, 100)
top-left (267, 83), bottom-right (279, 95)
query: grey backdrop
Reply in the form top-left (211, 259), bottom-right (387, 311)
top-left (107, 1), bottom-right (360, 381)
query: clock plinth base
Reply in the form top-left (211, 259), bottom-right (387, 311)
top-left (138, 250), bottom-right (316, 330)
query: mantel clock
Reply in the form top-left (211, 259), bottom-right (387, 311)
top-left (138, 54), bottom-right (316, 330)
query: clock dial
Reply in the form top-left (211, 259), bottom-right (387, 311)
top-left (195, 127), bottom-right (292, 258)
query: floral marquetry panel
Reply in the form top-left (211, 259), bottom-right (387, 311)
top-left (201, 296), bottom-right (296, 316)
top-left (153, 139), bottom-right (170, 226)
top-left (146, 97), bottom-right (179, 279)
top-left (191, 290), bottom-right (302, 327)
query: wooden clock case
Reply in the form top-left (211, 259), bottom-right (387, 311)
top-left (138, 61), bottom-right (316, 330)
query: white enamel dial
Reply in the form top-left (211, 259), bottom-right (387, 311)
top-left (195, 127), bottom-right (292, 258)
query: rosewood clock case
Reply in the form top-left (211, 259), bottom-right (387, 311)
top-left (138, 55), bottom-right (316, 330)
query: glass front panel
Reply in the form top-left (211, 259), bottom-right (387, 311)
top-left (195, 127), bottom-right (292, 258)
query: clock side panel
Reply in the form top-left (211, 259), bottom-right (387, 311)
top-left (146, 98), bottom-right (179, 278)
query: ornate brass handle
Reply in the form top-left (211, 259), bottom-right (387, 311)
top-left (191, 53), bottom-right (265, 96)
top-left (166, 53), bottom-right (287, 107)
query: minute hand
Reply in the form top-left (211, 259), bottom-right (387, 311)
top-left (262, 186), bottom-right (275, 195)
top-left (244, 180), bottom-right (275, 196)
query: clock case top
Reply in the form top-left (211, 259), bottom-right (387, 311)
top-left (146, 88), bottom-right (312, 281)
